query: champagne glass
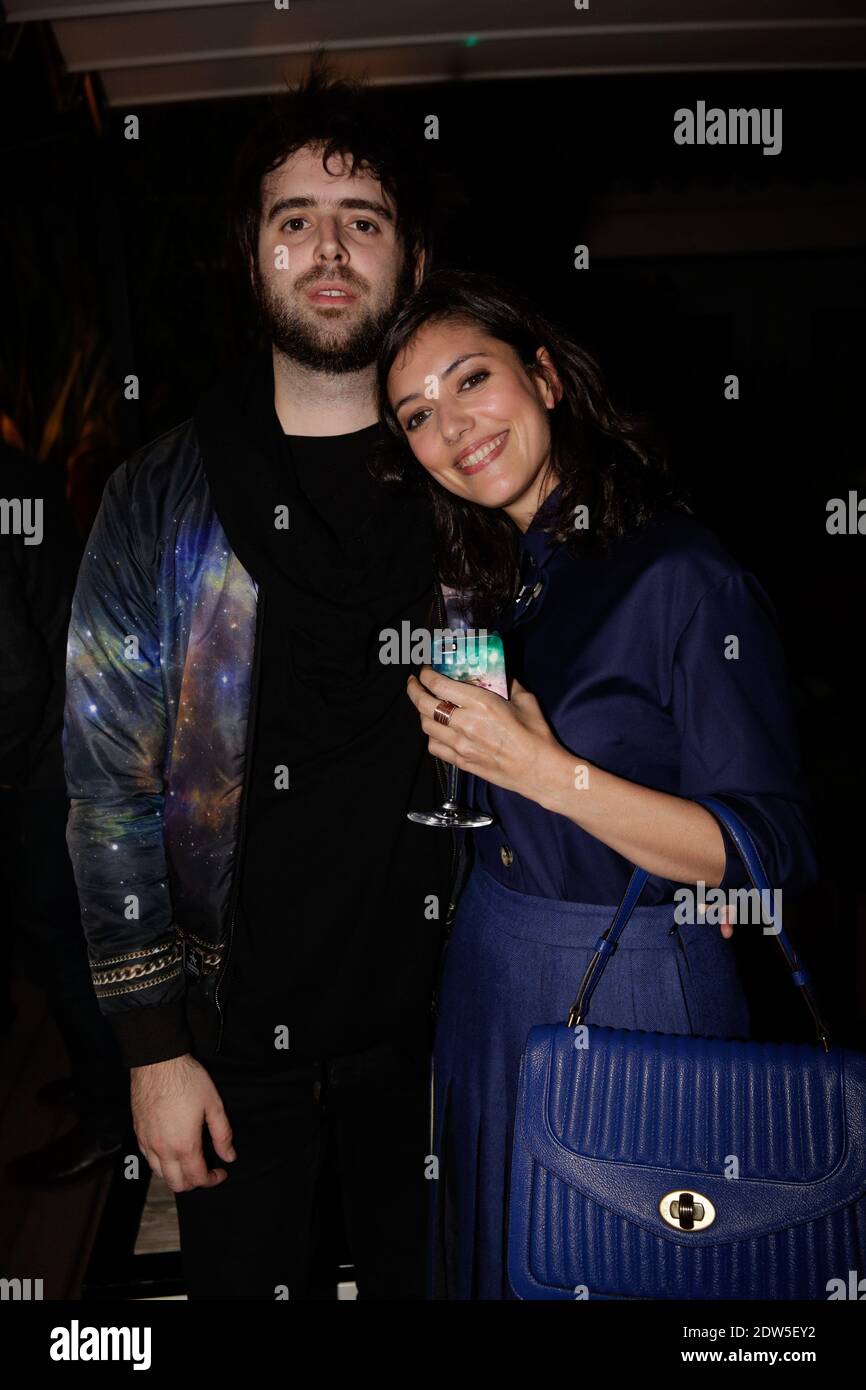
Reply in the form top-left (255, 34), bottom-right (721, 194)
top-left (408, 630), bottom-right (506, 828)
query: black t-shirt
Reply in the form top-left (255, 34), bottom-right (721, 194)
top-left (214, 426), bottom-right (452, 1070)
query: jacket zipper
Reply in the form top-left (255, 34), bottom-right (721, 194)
top-left (214, 586), bottom-right (267, 1052)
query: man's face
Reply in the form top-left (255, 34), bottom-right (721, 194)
top-left (253, 143), bottom-right (419, 372)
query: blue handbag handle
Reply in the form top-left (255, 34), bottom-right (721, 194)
top-left (565, 795), bottom-right (831, 1051)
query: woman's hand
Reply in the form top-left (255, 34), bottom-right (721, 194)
top-left (406, 666), bottom-right (565, 806)
top-left (407, 665), bottom-right (735, 939)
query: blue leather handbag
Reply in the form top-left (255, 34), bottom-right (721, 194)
top-left (507, 796), bottom-right (866, 1300)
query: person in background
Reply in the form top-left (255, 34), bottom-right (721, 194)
top-left (1, 439), bottom-right (129, 1185)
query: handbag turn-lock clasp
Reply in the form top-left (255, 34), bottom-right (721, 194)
top-left (659, 1190), bottom-right (716, 1231)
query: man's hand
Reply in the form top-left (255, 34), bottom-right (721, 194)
top-left (130, 1053), bottom-right (236, 1193)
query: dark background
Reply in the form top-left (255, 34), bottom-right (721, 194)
top-left (2, 37), bottom-right (864, 1042)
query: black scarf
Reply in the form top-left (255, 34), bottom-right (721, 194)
top-left (194, 349), bottom-right (436, 759)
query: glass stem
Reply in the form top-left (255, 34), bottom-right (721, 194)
top-left (447, 760), bottom-right (459, 806)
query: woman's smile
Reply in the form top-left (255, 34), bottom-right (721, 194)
top-left (454, 429), bottom-right (510, 475)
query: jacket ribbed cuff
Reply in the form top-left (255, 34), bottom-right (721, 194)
top-left (108, 997), bottom-right (196, 1069)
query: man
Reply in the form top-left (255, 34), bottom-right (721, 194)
top-left (63, 67), bottom-right (463, 1298)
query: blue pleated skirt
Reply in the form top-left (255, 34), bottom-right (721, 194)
top-left (428, 863), bottom-right (752, 1301)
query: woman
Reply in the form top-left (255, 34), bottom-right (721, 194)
top-left (374, 270), bottom-right (818, 1300)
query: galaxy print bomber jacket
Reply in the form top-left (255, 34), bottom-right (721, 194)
top-left (62, 420), bottom-right (460, 1069)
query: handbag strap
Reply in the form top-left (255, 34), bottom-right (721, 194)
top-left (565, 795), bottom-right (831, 1051)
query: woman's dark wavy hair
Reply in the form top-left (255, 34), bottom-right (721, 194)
top-left (374, 270), bottom-right (691, 625)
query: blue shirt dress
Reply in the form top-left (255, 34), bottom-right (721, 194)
top-left (429, 489), bottom-right (819, 1300)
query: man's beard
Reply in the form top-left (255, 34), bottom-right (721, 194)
top-left (253, 260), bottom-right (416, 373)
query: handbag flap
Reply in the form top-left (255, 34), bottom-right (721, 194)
top-left (516, 1024), bottom-right (866, 1245)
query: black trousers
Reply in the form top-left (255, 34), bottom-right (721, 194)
top-left (175, 1035), bottom-right (433, 1300)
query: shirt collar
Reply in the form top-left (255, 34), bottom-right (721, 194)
top-left (518, 479), bottom-right (564, 568)
top-left (504, 481), bottom-right (564, 627)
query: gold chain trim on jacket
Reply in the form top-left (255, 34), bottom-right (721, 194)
top-left (98, 968), bottom-right (183, 999)
top-left (181, 929), bottom-right (224, 959)
top-left (189, 949), bottom-right (222, 970)
top-left (92, 943), bottom-right (182, 994)
top-left (96, 940), bottom-right (180, 968)
top-left (91, 933), bottom-right (224, 996)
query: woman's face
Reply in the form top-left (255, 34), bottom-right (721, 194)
top-left (387, 318), bottom-right (562, 529)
